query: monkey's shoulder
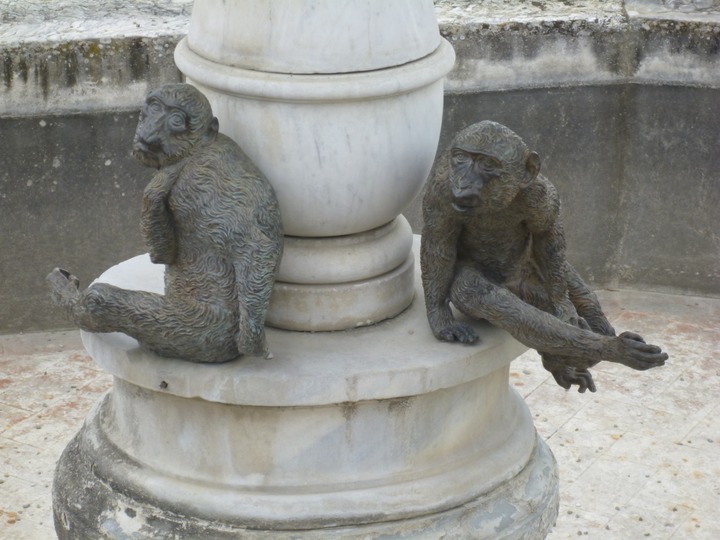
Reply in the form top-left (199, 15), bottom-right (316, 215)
top-left (188, 135), bottom-right (259, 171)
top-left (520, 174), bottom-right (557, 203)
top-left (180, 136), bottom-right (274, 194)
top-left (515, 175), bottom-right (560, 218)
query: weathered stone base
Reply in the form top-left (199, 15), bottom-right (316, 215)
top-left (53, 408), bottom-right (557, 540)
top-left (51, 243), bottom-right (558, 539)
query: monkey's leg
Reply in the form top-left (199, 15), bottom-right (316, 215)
top-left (48, 270), bottom-right (237, 363)
top-left (511, 276), bottom-right (599, 391)
top-left (450, 266), bottom-right (667, 370)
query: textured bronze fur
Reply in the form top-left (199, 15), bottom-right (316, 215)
top-left (48, 84), bottom-right (283, 362)
top-left (421, 121), bottom-right (667, 392)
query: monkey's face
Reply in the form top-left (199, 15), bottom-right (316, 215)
top-left (133, 95), bottom-right (197, 169)
top-left (449, 149), bottom-right (524, 214)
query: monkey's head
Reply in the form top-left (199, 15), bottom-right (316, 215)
top-left (133, 83), bottom-right (219, 169)
top-left (448, 120), bottom-right (541, 214)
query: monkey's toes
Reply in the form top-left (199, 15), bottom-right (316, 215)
top-left (550, 366), bottom-right (597, 393)
top-left (47, 268), bottom-right (81, 310)
top-left (438, 322), bottom-right (479, 344)
top-left (47, 268), bottom-right (81, 290)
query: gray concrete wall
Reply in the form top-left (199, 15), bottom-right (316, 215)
top-left (1, 0), bottom-right (719, 333)
top-left (1, 112), bottom-right (150, 332)
top-left (404, 85), bottom-right (720, 297)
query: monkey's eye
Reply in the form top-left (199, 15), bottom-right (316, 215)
top-left (146, 99), bottom-right (163, 114)
top-left (480, 157), bottom-right (503, 174)
top-left (167, 111), bottom-right (188, 132)
top-left (452, 152), bottom-right (472, 166)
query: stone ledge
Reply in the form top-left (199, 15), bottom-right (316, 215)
top-left (436, 0), bottom-right (720, 91)
top-left (2, 1), bottom-right (719, 116)
top-left (0, 0), bottom-right (191, 116)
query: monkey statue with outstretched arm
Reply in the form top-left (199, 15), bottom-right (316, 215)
top-left (48, 83), bottom-right (283, 363)
top-left (421, 120), bottom-right (667, 392)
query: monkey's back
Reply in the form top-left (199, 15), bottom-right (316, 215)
top-left (170, 134), bottom-right (283, 252)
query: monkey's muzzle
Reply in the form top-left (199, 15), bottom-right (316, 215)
top-left (451, 194), bottom-right (481, 214)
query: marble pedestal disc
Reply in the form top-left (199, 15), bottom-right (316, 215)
top-left (52, 240), bottom-right (559, 539)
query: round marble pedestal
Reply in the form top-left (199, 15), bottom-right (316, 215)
top-left (53, 240), bottom-right (558, 539)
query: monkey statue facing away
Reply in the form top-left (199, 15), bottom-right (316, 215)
top-left (48, 83), bottom-right (283, 363)
top-left (421, 120), bottom-right (667, 392)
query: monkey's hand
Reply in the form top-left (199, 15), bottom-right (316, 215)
top-left (142, 170), bottom-right (178, 265)
top-left (433, 320), bottom-right (479, 344)
top-left (542, 354), bottom-right (597, 393)
top-left (235, 328), bottom-right (267, 358)
top-left (608, 331), bottom-right (668, 371)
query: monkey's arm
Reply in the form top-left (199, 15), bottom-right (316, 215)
top-left (449, 270), bottom-right (666, 370)
top-left (525, 181), bottom-right (579, 323)
top-left (233, 253), bottom-right (267, 357)
top-left (141, 166), bottom-right (180, 265)
top-left (421, 202), bottom-right (478, 344)
top-left (231, 208), bottom-right (282, 357)
top-left (566, 263), bottom-right (616, 336)
top-left (531, 225), bottom-right (577, 318)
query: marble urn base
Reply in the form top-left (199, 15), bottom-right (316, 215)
top-left (53, 239), bottom-right (558, 539)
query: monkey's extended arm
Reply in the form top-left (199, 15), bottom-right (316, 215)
top-left (449, 267), bottom-right (667, 370)
top-left (421, 187), bottom-right (478, 344)
top-left (141, 164), bottom-right (182, 265)
top-left (525, 179), bottom-right (584, 326)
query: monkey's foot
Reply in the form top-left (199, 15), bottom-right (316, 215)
top-left (542, 353), bottom-right (597, 393)
top-left (550, 366), bottom-right (596, 393)
top-left (47, 268), bottom-right (81, 317)
top-left (435, 321), bottom-right (479, 344)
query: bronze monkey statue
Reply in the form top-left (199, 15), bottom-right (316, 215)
top-left (48, 83), bottom-right (283, 363)
top-left (421, 120), bottom-right (667, 392)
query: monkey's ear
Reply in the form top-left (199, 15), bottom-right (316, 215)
top-left (209, 117), bottom-right (219, 135)
top-left (522, 151), bottom-right (541, 186)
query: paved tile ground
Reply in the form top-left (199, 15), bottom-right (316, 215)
top-left (0, 289), bottom-right (718, 539)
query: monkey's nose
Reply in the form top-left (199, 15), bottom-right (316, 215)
top-left (135, 137), bottom-right (162, 154)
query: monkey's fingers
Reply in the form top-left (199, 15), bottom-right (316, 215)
top-left (573, 369), bottom-right (597, 393)
top-left (437, 322), bottom-right (479, 344)
top-left (619, 331), bottom-right (646, 343)
top-left (623, 337), bottom-right (666, 355)
top-left (549, 369), bottom-right (572, 390)
top-left (617, 338), bottom-right (668, 370)
top-left (631, 351), bottom-right (668, 370)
